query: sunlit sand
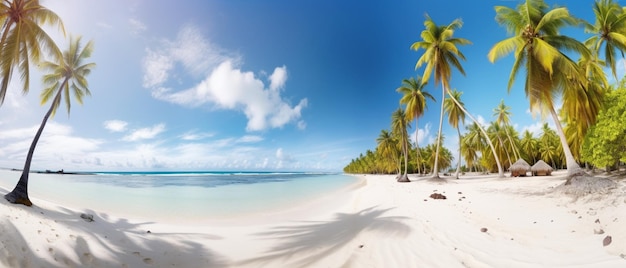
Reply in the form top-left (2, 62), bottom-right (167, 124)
top-left (1, 169), bottom-right (625, 267)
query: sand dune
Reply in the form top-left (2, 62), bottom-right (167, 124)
top-left (1, 170), bottom-right (625, 267)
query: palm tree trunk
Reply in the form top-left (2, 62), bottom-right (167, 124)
top-left (454, 127), bottom-right (462, 179)
top-left (505, 128), bottom-right (520, 160)
top-left (414, 118), bottom-right (421, 175)
top-left (497, 134), bottom-right (512, 168)
top-left (4, 89), bottom-right (62, 206)
top-left (549, 106), bottom-right (584, 177)
top-left (445, 89), bottom-right (504, 178)
top-left (432, 84), bottom-right (446, 179)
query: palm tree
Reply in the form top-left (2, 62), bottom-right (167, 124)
top-left (5, 36), bottom-right (95, 206)
top-left (460, 133), bottom-right (478, 172)
top-left (377, 129), bottom-right (400, 174)
top-left (488, 0), bottom-right (590, 177)
top-left (392, 108), bottom-right (410, 182)
top-left (520, 130), bottom-right (538, 163)
top-left (443, 89), bottom-right (465, 179)
top-left (585, 0), bottom-right (626, 79)
top-left (412, 14), bottom-right (504, 178)
top-left (397, 76), bottom-right (435, 175)
top-left (493, 100), bottom-right (520, 161)
top-left (0, 0), bottom-right (65, 104)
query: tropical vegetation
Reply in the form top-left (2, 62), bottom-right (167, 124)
top-left (0, 0), bottom-right (95, 206)
top-left (345, 0), bottom-right (626, 184)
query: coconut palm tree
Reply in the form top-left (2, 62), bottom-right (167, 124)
top-left (392, 108), bottom-right (411, 182)
top-left (443, 89), bottom-right (465, 179)
top-left (0, 0), bottom-right (65, 104)
top-left (585, 0), bottom-right (626, 79)
top-left (493, 100), bottom-right (520, 161)
top-left (412, 14), bottom-right (504, 178)
top-left (520, 130), bottom-right (538, 163)
top-left (488, 0), bottom-right (591, 177)
top-left (562, 55), bottom-right (608, 161)
top-left (397, 76), bottom-right (435, 175)
top-left (377, 129), bottom-right (400, 175)
top-left (460, 133), bottom-right (478, 172)
top-left (5, 36), bottom-right (95, 206)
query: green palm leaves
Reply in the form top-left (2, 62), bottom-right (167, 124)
top-left (412, 15), bottom-right (471, 90)
top-left (585, 0), bottom-right (626, 79)
top-left (39, 35), bottom-right (95, 117)
top-left (0, 0), bottom-right (64, 103)
top-left (489, 0), bottom-right (589, 115)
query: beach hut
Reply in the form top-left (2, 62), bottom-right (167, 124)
top-left (509, 159), bottom-right (531, 177)
top-left (531, 160), bottom-right (553, 176)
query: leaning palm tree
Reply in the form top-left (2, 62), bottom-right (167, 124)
top-left (5, 36), bottom-right (95, 206)
top-left (443, 89), bottom-right (465, 179)
top-left (488, 0), bottom-right (591, 178)
top-left (412, 14), bottom-right (504, 178)
top-left (392, 108), bottom-right (411, 182)
top-left (397, 76), bottom-right (435, 175)
top-left (0, 0), bottom-right (65, 104)
top-left (585, 0), bottom-right (626, 80)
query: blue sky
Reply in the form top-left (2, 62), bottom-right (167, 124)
top-left (0, 0), bottom-right (621, 172)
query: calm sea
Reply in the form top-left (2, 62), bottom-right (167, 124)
top-left (13, 171), bottom-right (360, 221)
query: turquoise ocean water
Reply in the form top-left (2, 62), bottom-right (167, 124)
top-left (2, 171), bottom-right (359, 221)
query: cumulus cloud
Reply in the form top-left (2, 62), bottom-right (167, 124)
top-left (142, 24), bottom-right (307, 131)
top-left (122, 123), bottom-right (166, 141)
top-left (103, 120), bottom-right (128, 132)
top-left (411, 122), bottom-right (432, 145)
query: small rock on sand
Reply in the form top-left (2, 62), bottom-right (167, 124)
top-left (430, 193), bottom-right (447, 200)
top-left (80, 213), bottom-right (94, 222)
top-left (603, 235), bottom-right (612, 246)
top-left (480, 228), bottom-right (488, 232)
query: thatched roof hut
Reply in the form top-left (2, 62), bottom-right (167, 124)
top-left (531, 160), bottom-right (553, 176)
top-left (509, 159), bottom-right (531, 177)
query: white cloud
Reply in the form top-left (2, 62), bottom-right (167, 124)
top-left (410, 122), bottom-right (432, 146)
top-left (142, 24), bottom-right (307, 132)
top-left (237, 135), bottom-right (263, 143)
top-left (269, 66), bottom-right (287, 91)
top-left (152, 61), bottom-right (308, 131)
top-left (476, 115), bottom-right (489, 128)
top-left (103, 120), bottom-right (128, 132)
top-left (0, 122), bottom-right (103, 170)
top-left (129, 18), bottom-right (147, 35)
top-left (142, 48), bottom-right (174, 88)
top-left (276, 148), bottom-right (295, 162)
top-left (180, 131), bottom-right (214, 141)
top-left (122, 123), bottom-right (166, 141)
top-left (521, 120), bottom-right (555, 137)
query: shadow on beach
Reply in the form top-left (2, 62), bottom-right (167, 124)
top-left (239, 206), bottom-right (411, 267)
top-left (0, 188), bottom-right (228, 268)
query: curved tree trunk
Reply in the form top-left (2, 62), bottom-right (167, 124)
top-left (496, 134), bottom-right (512, 168)
top-left (445, 89), bottom-right (504, 178)
top-left (504, 125), bottom-right (520, 161)
top-left (549, 106), bottom-right (584, 177)
top-left (4, 89), bottom-right (62, 206)
top-left (454, 127), bottom-right (462, 179)
top-left (432, 84), bottom-right (446, 179)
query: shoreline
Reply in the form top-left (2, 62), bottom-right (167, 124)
top-left (1, 170), bottom-right (625, 267)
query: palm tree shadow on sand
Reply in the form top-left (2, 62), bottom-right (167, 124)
top-left (239, 206), bottom-right (411, 267)
top-left (0, 189), bottom-right (228, 268)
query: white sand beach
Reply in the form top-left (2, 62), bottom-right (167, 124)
top-left (1, 169), bottom-right (626, 267)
